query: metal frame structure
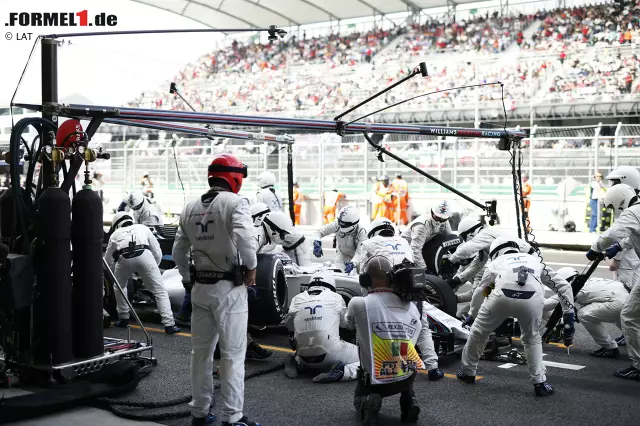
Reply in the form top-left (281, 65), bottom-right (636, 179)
top-left (13, 36), bottom-right (526, 222)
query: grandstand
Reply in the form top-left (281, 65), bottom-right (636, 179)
top-left (129, 0), bottom-right (640, 125)
top-left (93, 0), bottom-right (640, 231)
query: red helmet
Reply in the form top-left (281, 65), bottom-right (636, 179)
top-left (56, 119), bottom-right (84, 148)
top-left (207, 154), bottom-right (247, 194)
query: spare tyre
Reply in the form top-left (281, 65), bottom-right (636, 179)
top-left (423, 273), bottom-right (457, 317)
top-left (422, 232), bottom-right (463, 280)
top-left (249, 253), bottom-right (288, 326)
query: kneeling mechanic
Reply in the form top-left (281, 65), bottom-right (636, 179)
top-left (284, 271), bottom-right (359, 382)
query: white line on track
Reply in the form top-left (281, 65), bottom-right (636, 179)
top-left (497, 354), bottom-right (585, 371)
top-left (498, 363), bottom-right (518, 369)
top-left (543, 360), bottom-right (585, 370)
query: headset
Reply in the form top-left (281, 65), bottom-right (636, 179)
top-left (358, 256), bottom-right (394, 288)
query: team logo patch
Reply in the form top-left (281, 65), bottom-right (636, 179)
top-left (438, 201), bottom-right (449, 215)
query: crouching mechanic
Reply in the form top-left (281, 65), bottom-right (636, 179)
top-left (118, 192), bottom-right (164, 226)
top-left (544, 267), bottom-right (628, 358)
top-left (172, 153), bottom-right (261, 426)
top-left (262, 211), bottom-right (312, 267)
top-left (105, 212), bottom-right (180, 334)
top-left (446, 216), bottom-right (499, 297)
top-left (458, 236), bottom-right (575, 396)
top-left (346, 256), bottom-right (440, 425)
top-left (587, 183), bottom-right (640, 380)
top-left (314, 205), bottom-right (367, 272)
top-left (283, 271), bottom-right (359, 382)
top-left (401, 200), bottom-right (452, 270)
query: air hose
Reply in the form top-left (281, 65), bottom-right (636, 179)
top-left (94, 362), bottom-right (285, 421)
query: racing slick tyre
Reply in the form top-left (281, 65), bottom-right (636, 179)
top-left (423, 274), bottom-right (457, 317)
top-left (422, 232), bottom-right (463, 280)
top-left (249, 253), bottom-right (288, 326)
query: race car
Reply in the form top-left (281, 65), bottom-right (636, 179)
top-left (105, 225), bottom-right (476, 356)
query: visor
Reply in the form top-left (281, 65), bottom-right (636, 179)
top-left (208, 164), bottom-right (248, 177)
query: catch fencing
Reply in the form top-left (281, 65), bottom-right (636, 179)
top-left (95, 123), bottom-right (640, 230)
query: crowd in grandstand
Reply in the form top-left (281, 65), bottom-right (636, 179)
top-left (128, 1), bottom-right (639, 116)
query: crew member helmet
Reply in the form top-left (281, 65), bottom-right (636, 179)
top-left (250, 202), bottom-right (271, 227)
top-left (111, 211), bottom-right (134, 231)
top-left (555, 267), bottom-right (579, 283)
top-left (208, 153), bottom-right (247, 194)
top-left (262, 211), bottom-right (293, 245)
top-left (604, 183), bottom-right (638, 217)
top-left (368, 217), bottom-right (395, 238)
top-left (257, 171), bottom-right (277, 188)
top-left (431, 200), bottom-right (452, 222)
top-left (489, 236), bottom-right (521, 260)
top-left (337, 205), bottom-right (360, 233)
top-left (308, 271), bottom-right (337, 292)
top-left (457, 216), bottom-right (483, 242)
top-left (605, 166), bottom-right (640, 190)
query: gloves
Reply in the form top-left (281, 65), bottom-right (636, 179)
top-left (345, 262), bottom-right (355, 274)
top-left (182, 281), bottom-right (193, 292)
top-left (447, 276), bottom-right (462, 290)
top-left (461, 316), bottom-right (475, 328)
top-left (563, 312), bottom-right (576, 347)
top-left (313, 240), bottom-right (323, 258)
top-left (586, 249), bottom-right (601, 261)
top-left (606, 243), bottom-right (622, 259)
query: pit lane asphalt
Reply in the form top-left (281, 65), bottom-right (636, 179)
top-left (102, 249), bottom-right (639, 426)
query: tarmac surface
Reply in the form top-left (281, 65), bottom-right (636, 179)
top-left (7, 249), bottom-right (640, 426)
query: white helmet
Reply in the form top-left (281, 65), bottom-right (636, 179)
top-left (431, 200), bottom-right (452, 221)
top-left (262, 211), bottom-right (293, 245)
top-left (125, 192), bottom-right (145, 210)
top-left (111, 211), bottom-right (134, 231)
top-left (605, 166), bottom-right (640, 190)
top-left (555, 267), bottom-right (578, 283)
top-left (307, 271), bottom-right (337, 292)
top-left (337, 205), bottom-right (360, 233)
top-left (250, 202), bottom-right (270, 227)
top-left (367, 217), bottom-right (395, 238)
top-left (604, 183), bottom-right (638, 217)
top-left (489, 236), bottom-right (521, 260)
top-left (257, 171), bottom-right (276, 188)
top-left (457, 216), bottom-right (483, 241)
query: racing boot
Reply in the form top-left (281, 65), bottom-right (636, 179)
top-left (428, 368), bottom-right (444, 381)
top-left (456, 370), bottom-right (475, 384)
top-left (615, 335), bottom-right (626, 346)
top-left (284, 353), bottom-right (300, 379)
top-left (192, 413), bottom-right (217, 425)
top-left (114, 318), bottom-right (129, 328)
top-left (165, 325), bottom-right (182, 335)
top-left (590, 347), bottom-right (620, 359)
top-left (313, 361), bottom-right (345, 383)
top-left (534, 382), bottom-right (555, 397)
top-left (614, 366), bottom-right (640, 381)
top-left (357, 393), bottom-right (382, 426)
top-left (221, 416), bottom-right (261, 426)
top-left (399, 391), bottom-right (420, 423)
top-left (246, 341), bottom-right (273, 360)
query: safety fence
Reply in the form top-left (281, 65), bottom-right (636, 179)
top-left (95, 123), bottom-right (640, 231)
